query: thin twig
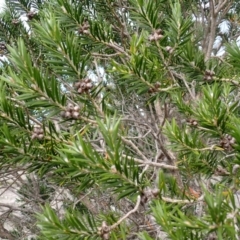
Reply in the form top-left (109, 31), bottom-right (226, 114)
top-left (0, 203), bottom-right (36, 214)
top-left (171, 71), bottom-right (196, 99)
top-left (161, 196), bottom-right (194, 204)
top-left (109, 195), bottom-right (141, 230)
top-left (95, 149), bottom-right (177, 170)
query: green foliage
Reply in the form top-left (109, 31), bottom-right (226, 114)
top-left (37, 205), bottom-right (100, 240)
top-left (140, 186), bottom-right (239, 240)
top-left (0, 0), bottom-right (240, 239)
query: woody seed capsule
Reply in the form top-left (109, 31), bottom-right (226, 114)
top-left (38, 134), bottom-right (44, 140)
top-left (73, 105), bottom-right (80, 111)
top-left (64, 111), bottom-right (71, 118)
top-left (72, 111), bottom-right (80, 119)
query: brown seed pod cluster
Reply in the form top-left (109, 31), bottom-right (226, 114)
top-left (204, 70), bottom-right (215, 81)
top-left (75, 78), bottom-right (93, 94)
top-left (110, 165), bottom-right (117, 174)
top-left (233, 164), bottom-right (240, 174)
top-left (98, 221), bottom-right (110, 240)
top-left (61, 103), bottom-right (80, 119)
top-left (214, 165), bottom-right (229, 176)
top-left (12, 19), bottom-right (20, 25)
top-left (187, 119), bottom-right (198, 127)
top-left (0, 42), bottom-right (6, 51)
top-left (141, 188), bottom-right (160, 205)
top-left (78, 20), bottom-right (90, 34)
top-left (148, 29), bottom-right (164, 42)
top-left (27, 11), bottom-right (37, 20)
top-left (31, 125), bottom-right (44, 140)
top-left (148, 82), bottom-right (161, 93)
top-left (219, 134), bottom-right (235, 151)
top-left (165, 46), bottom-right (174, 54)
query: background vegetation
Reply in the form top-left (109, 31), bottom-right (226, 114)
top-left (0, 0), bottom-right (240, 239)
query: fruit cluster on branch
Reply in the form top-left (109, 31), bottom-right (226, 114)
top-left (61, 104), bottom-right (80, 119)
top-left (78, 20), bottom-right (90, 34)
top-left (148, 29), bottom-right (164, 42)
top-left (219, 134), bottom-right (235, 151)
top-left (75, 78), bottom-right (93, 94)
top-left (31, 125), bottom-right (44, 140)
top-left (204, 70), bottom-right (215, 81)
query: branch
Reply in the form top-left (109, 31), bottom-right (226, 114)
top-left (121, 136), bottom-right (149, 161)
top-left (161, 197), bottom-right (193, 204)
top-left (92, 52), bottom-right (122, 59)
top-left (124, 154), bottom-right (178, 170)
top-left (98, 196), bottom-right (141, 239)
top-left (109, 195), bottom-right (141, 230)
top-left (205, 0), bottom-right (231, 60)
top-left (171, 70), bottom-right (196, 99)
top-left (0, 203), bottom-right (36, 214)
top-left (95, 149), bottom-right (178, 170)
top-left (121, 137), bottom-right (178, 170)
top-left (161, 194), bottom-right (204, 204)
top-left (216, 0), bottom-right (230, 13)
top-left (205, 0), bottom-right (218, 61)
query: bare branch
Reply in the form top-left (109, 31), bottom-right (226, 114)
top-left (109, 195), bottom-right (141, 230)
top-left (0, 203), bottom-right (35, 214)
top-left (205, 0), bottom-right (218, 61)
top-left (161, 196), bottom-right (194, 204)
top-left (95, 149), bottom-right (178, 170)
